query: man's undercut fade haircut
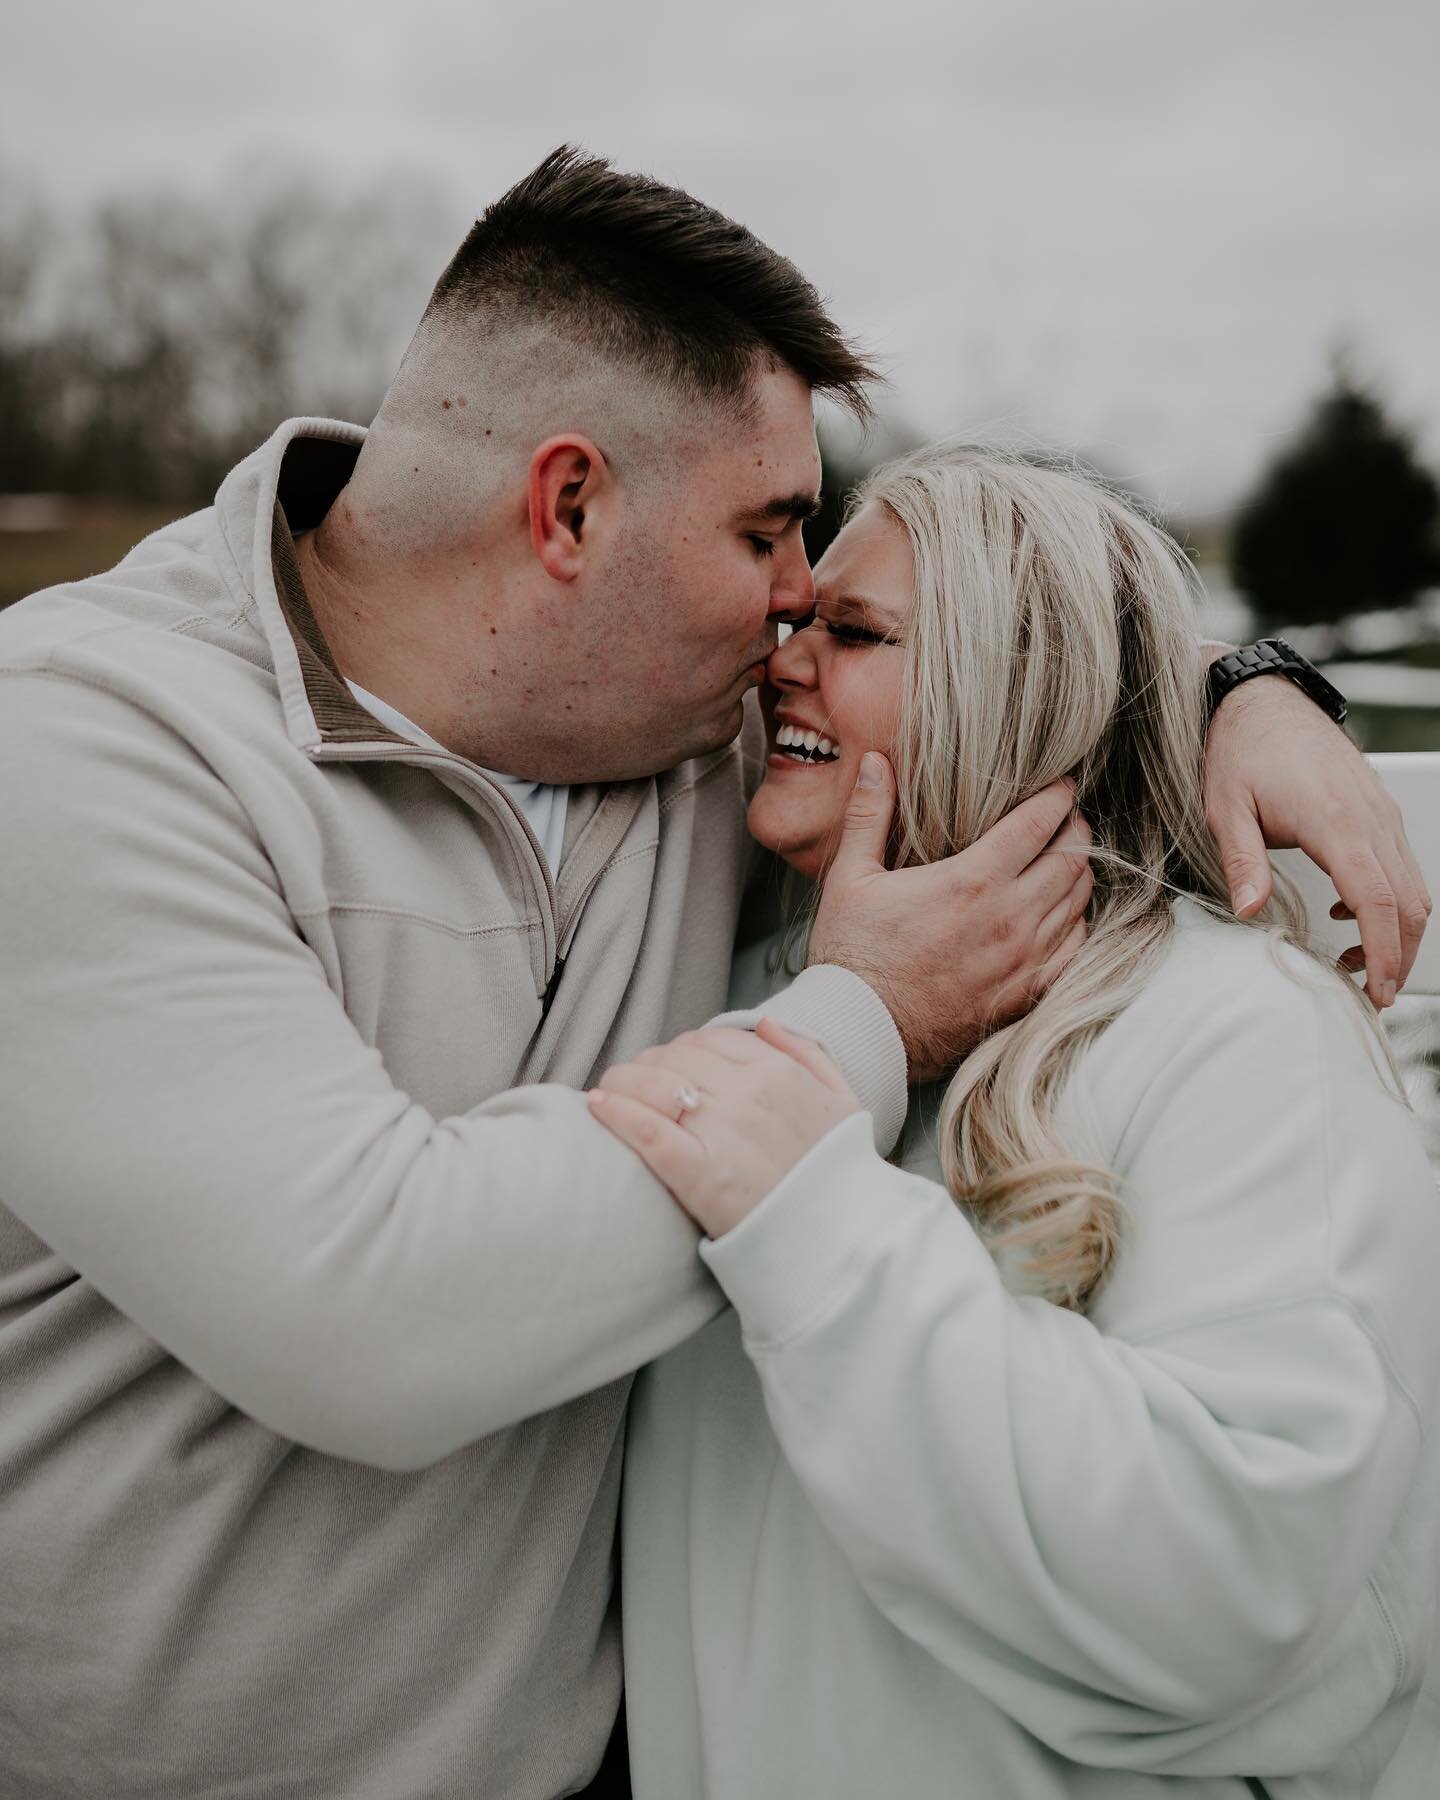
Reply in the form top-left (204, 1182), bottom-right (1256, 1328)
top-left (425, 145), bottom-right (878, 423)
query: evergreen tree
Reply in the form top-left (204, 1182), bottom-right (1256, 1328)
top-left (1231, 365), bottom-right (1440, 637)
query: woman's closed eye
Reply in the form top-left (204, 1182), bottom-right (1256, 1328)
top-left (824, 618), bottom-right (900, 648)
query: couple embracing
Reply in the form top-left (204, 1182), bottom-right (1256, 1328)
top-left (0, 147), bottom-right (1436, 1799)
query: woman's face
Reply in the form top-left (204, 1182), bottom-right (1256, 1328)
top-left (747, 502), bottom-right (914, 879)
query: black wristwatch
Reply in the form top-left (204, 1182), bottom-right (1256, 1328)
top-left (1206, 638), bottom-right (1348, 725)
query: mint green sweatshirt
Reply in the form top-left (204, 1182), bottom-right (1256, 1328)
top-left (622, 902), bottom-right (1440, 1796)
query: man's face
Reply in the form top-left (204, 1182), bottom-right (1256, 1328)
top-left (580, 367), bottom-right (821, 779)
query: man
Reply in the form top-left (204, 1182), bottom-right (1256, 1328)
top-left (0, 148), bottom-right (1426, 1799)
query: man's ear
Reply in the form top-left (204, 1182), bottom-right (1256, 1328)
top-left (528, 435), bottom-right (610, 580)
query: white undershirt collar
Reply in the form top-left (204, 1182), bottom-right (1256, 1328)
top-left (345, 679), bottom-right (569, 878)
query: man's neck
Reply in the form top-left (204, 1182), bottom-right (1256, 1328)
top-left (293, 518), bottom-right (490, 764)
top-left (291, 503), bottom-right (604, 787)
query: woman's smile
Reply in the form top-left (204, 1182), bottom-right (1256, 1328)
top-left (769, 715), bottom-right (842, 766)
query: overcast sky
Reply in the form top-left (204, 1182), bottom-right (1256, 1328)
top-left (3, 0), bottom-right (1437, 516)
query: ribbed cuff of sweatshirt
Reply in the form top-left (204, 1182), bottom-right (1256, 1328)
top-left (700, 1112), bottom-right (908, 1348)
top-left (708, 964), bottom-right (907, 1155)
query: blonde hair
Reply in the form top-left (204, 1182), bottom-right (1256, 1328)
top-left (852, 442), bottom-right (1329, 1310)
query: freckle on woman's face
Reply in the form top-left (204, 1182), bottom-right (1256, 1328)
top-left (747, 504), bottom-right (915, 880)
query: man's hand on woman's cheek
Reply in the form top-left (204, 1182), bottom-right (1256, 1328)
top-left (1203, 674), bottom-right (1431, 1008)
top-left (805, 754), bottom-right (1094, 1082)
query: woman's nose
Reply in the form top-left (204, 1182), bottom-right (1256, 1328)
top-left (766, 626), bottom-right (818, 690)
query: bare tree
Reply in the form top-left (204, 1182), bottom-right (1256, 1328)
top-left (0, 165), bottom-right (454, 505)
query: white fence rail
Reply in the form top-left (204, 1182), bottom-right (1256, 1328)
top-left (1276, 752), bottom-right (1440, 996)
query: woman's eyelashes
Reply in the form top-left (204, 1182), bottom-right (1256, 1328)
top-left (779, 607), bottom-right (900, 647)
top-left (823, 619), bottom-right (898, 647)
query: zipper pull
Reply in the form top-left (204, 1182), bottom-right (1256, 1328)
top-left (541, 955), bottom-right (566, 1019)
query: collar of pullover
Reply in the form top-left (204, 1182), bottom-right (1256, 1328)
top-left (215, 418), bottom-right (409, 755)
top-left (268, 502), bottom-right (409, 748)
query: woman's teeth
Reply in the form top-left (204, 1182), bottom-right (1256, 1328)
top-left (775, 723), bottom-right (840, 763)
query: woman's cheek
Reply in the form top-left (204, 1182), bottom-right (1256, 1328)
top-left (844, 671), bottom-right (905, 764)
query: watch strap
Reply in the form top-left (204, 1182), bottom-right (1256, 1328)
top-left (1206, 638), bottom-right (1348, 725)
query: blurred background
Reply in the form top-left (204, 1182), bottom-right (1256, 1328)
top-left (2, 0), bottom-right (1439, 754)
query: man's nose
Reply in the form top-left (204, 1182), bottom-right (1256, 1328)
top-left (768, 536), bottom-right (814, 622)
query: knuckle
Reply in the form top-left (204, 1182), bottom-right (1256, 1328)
top-left (1358, 881), bottom-right (1399, 915)
top-left (1028, 807), bottom-right (1056, 849)
top-left (955, 873), bottom-right (987, 909)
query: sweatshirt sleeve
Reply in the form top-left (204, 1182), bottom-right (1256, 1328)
top-left (709, 966), bottom-right (908, 1154)
top-left (699, 955), bottom-right (1440, 1762)
top-left (0, 671), bottom-right (739, 1469)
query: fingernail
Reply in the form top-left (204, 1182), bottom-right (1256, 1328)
top-left (1382, 980), bottom-right (1397, 1008)
top-left (857, 753), bottom-right (883, 790)
top-left (587, 1089), bottom-right (605, 1106)
top-left (1233, 884), bottom-right (1259, 915)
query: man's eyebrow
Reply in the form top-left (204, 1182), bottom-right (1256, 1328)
top-left (737, 492), bottom-right (823, 524)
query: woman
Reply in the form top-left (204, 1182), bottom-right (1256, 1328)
top-left (588, 444), bottom-right (1440, 1796)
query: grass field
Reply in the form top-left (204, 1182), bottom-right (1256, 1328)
top-left (1346, 703), bottom-right (1440, 754)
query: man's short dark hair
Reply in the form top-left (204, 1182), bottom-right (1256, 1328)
top-left (426, 146), bottom-right (878, 423)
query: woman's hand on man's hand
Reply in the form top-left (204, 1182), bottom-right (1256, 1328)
top-left (587, 1021), bottom-right (860, 1237)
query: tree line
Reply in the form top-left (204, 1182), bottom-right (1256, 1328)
top-left (0, 168), bottom-right (452, 505)
top-left (3, 170), bottom-right (1437, 635)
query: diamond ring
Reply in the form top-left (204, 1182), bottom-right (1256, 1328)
top-left (673, 1084), bottom-right (701, 1118)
